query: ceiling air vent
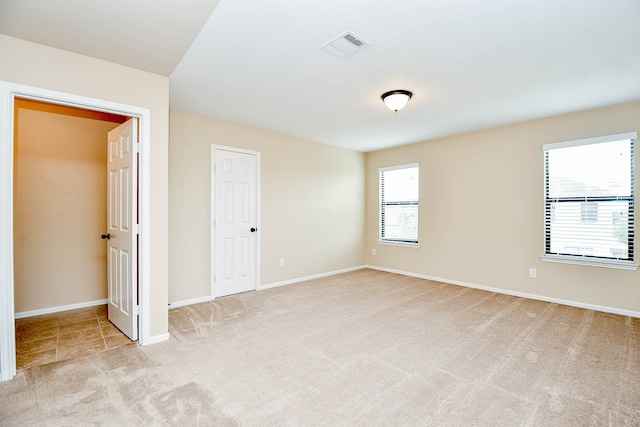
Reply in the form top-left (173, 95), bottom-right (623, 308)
top-left (320, 31), bottom-right (369, 59)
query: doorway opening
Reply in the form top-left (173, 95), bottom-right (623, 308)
top-left (13, 99), bottom-right (133, 369)
top-left (0, 81), bottom-right (153, 382)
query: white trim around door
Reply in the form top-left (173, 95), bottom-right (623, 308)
top-left (0, 81), bottom-right (153, 382)
top-left (210, 145), bottom-right (261, 299)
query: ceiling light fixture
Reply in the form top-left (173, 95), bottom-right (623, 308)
top-left (381, 90), bottom-right (413, 112)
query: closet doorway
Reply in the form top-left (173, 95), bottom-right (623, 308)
top-left (13, 99), bottom-right (131, 369)
top-left (0, 82), bottom-right (153, 382)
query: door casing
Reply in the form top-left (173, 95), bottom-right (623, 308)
top-left (0, 81), bottom-right (152, 382)
top-left (210, 145), bottom-right (261, 299)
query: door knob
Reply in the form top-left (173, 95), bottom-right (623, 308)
top-left (101, 233), bottom-right (111, 240)
top-left (250, 228), bottom-right (257, 232)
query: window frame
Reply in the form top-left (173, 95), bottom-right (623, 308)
top-left (378, 163), bottom-right (420, 247)
top-left (541, 132), bottom-right (637, 270)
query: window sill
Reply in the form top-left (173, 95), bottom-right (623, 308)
top-left (541, 254), bottom-right (638, 271)
top-left (378, 240), bottom-right (419, 248)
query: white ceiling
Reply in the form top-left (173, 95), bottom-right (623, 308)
top-left (2, 0), bottom-right (640, 152)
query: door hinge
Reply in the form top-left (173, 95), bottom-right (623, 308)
top-left (134, 142), bottom-right (141, 153)
top-left (134, 224), bottom-right (140, 235)
top-left (134, 305), bottom-right (140, 316)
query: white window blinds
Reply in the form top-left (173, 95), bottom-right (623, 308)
top-left (379, 164), bottom-right (419, 244)
top-left (544, 132), bottom-right (635, 262)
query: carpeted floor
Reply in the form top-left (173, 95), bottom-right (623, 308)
top-left (1, 269), bottom-right (638, 426)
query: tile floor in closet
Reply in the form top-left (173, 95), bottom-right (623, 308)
top-left (15, 304), bottom-right (133, 370)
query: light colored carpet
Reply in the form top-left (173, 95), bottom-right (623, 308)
top-left (1, 269), bottom-right (638, 426)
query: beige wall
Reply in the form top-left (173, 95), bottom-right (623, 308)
top-left (169, 110), bottom-right (366, 303)
top-left (14, 107), bottom-right (119, 312)
top-left (365, 101), bottom-right (640, 312)
top-left (1, 35), bottom-right (170, 337)
top-left (3, 33), bottom-right (636, 334)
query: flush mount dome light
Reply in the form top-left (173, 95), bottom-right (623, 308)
top-left (381, 90), bottom-right (413, 112)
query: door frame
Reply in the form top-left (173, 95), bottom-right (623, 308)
top-left (0, 81), bottom-right (152, 381)
top-left (210, 145), bottom-right (261, 298)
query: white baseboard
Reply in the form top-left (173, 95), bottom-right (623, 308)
top-left (365, 265), bottom-right (640, 319)
top-left (144, 332), bottom-right (170, 346)
top-left (15, 299), bottom-right (109, 319)
top-left (168, 295), bottom-right (214, 309)
top-left (168, 266), bottom-right (368, 309)
top-left (259, 265), bottom-right (367, 291)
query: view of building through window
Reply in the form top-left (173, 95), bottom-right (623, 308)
top-left (545, 137), bottom-right (634, 261)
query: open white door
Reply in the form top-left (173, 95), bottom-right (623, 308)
top-left (106, 118), bottom-right (138, 340)
top-left (213, 148), bottom-right (258, 298)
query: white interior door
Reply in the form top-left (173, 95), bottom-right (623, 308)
top-left (213, 148), bottom-right (258, 298)
top-left (106, 118), bottom-right (138, 340)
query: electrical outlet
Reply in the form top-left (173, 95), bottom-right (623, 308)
top-left (372, 248), bottom-right (376, 256)
top-left (529, 268), bottom-right (537, 278)
top-left (279, 259), bottom-right (285, 268)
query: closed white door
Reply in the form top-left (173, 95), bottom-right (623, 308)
top-left (213, 148), bottom-right (258, 298)
top-left (106, 119), bottom-right (138, 340)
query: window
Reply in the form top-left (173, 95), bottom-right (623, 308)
top-left (543, 132), bottom-right (636, 269)
top-left (379, 164), bottom-right (419, 245)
